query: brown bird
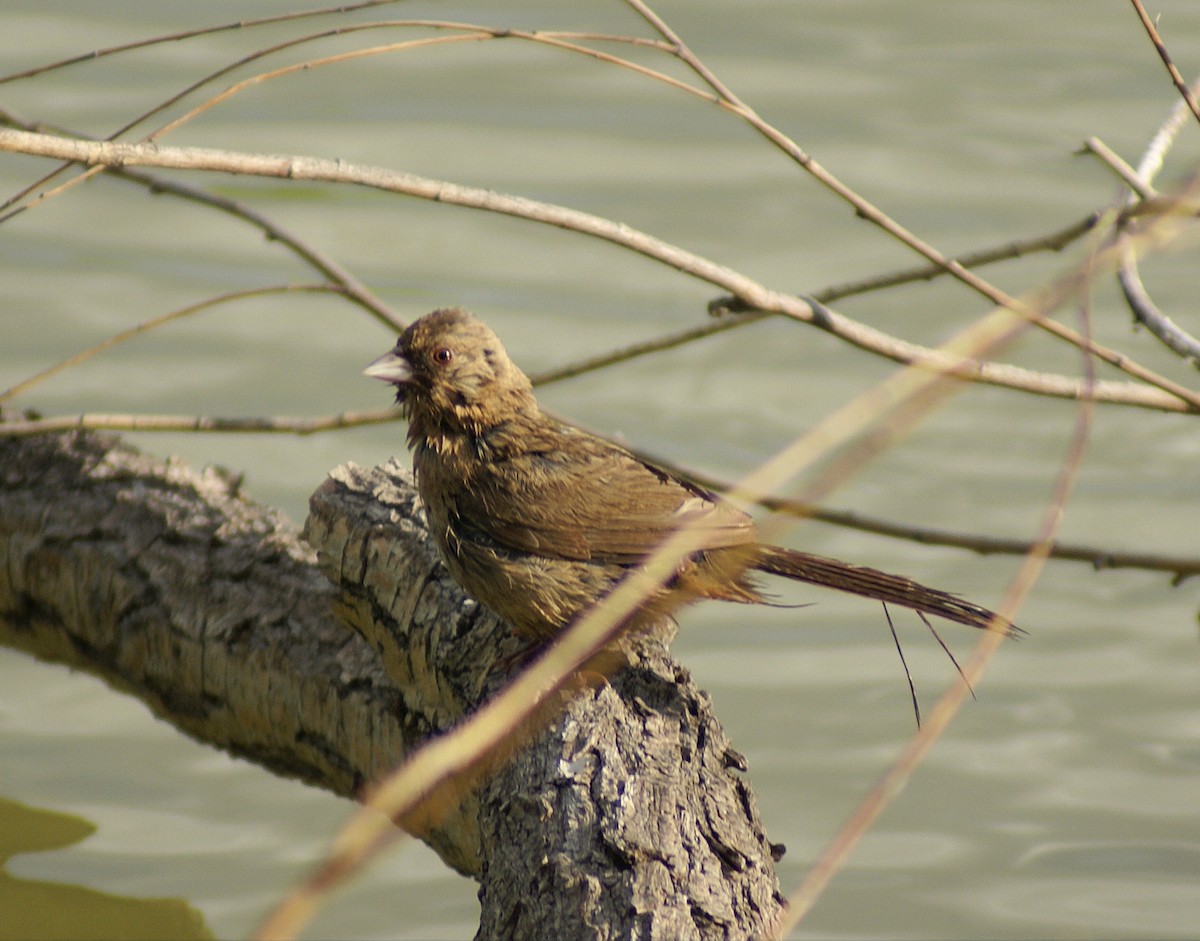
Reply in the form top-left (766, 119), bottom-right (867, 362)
top-left (364, 308), bottom-right (1014, 646)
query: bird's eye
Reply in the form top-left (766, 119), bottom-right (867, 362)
top-left (433, 347), bottom-right (453, 365)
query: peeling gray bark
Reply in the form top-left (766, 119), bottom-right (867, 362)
top-left (1, 425), bottom-right (785, 938)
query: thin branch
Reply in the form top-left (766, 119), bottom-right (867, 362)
top-left (772, 186), bottom-right (1103, 941)
top-left (1118, 250), bottom-right (1200, 367)
top-left (1081, 136), bottom-right (1158, 199)
top-left (667, 465), bottom-right (1200, 583)
top-left (1128, 0), bottom-right (1200, 126)
top-left (117, 168), bottom-right (403, 330)
top-left (0, 284), bottom-right (343, 403)
top-left (0, 33), bottom-right (496, 220)
top-left (0, 1), bottom-right (411, 84)
top-left (3, 128), bottom-right (1196, 416)
top-left (0, 106), bottom-right (402, 334)
top-left (0, 8), bottom-right (426, 215)
top-left (1136, 73), bottom-right (1200, 183)
top-left (623, 0), bottom-right (1200, 406)
top-left (531, 211), bottom-right (1100, 386)
top-left (528, 316), bottom-right (751, 386)
top-left (811, 212), bottom-right (1101, 301)
top-left (0, 127), bottom-right (792, 311)
top-left (1109, 72), bottom-right (1200, 370)
top-left (0, 409), bottom-right (400, 437)
top-left (0, 22), bottom-right (688, 221)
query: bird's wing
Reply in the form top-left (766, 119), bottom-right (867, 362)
top-left (452, 428), bottom-right (757, 563)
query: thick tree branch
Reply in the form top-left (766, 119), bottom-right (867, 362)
top-left (0, 424), bottom-right (475, 876)
top-left (0, 425), bottom-right (784, 938)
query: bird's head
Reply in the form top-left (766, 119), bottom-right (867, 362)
top-left (364, 308), bottom-right (535, 437)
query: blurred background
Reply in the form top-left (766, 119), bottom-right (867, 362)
top-left (2, 2), bottom-right (1199, 937)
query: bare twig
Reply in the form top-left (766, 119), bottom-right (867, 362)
top-left (1109, 69), bottom-right (1200, 370)
top-left (1081, 136), bottom-right (1158, 199)
top-left (0, 1), bottom-right (410, 85)
top-left (1118, 254), bottom-right (1200, 367)
top-left (0, 409), bottom-right (399, 437)
top-left (532, 212), bottom-right (1100, 386)
top-left (0, 5), bottom-right (419, 215)
top-left (1128, 0), bottom-right (1200, 126)
top-left (5, 128), bottom-right (1198, 415)
top-left (811, 212), bottom-right (1101, 300)
top-left (0, 107), bottom-right (402, 334)
top-left (622, 0), bottom-right (1200, 407)
top-left (0, 128), bottom-right (796, 315)
top-left (117, 169), bottom-right (402, 330)
top-left (772, 190), bottom-right (1104, 941)
top-left (0, 23), bottom-right (684, 220)
top-left (0, 284), bottom-right (344, 403)
top-left (669, 465), bottom-right (1200, 583)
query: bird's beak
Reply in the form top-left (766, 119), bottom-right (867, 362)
top-left (363, 349), bottom-right (412, 385)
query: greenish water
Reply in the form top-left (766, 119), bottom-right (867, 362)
top-left (3, 2), bottom-right (1199, 938)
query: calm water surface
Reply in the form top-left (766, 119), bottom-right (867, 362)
top-left (3, 2), bottom-right (1199, 938)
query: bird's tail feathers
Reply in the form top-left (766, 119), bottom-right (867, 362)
top-left (753, 545), bottom-right (1018, 636)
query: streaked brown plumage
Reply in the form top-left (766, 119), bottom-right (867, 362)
top-left (365, 308), bottom-right (1014, 644)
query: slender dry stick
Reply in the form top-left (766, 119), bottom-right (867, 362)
top-left (6, 10), bottom-right (1196, 407)
top-left (0, 409), bottom-right (402, 437)
top-left (0, 22), bottom-right (688, 221)
top-left (1129, 0), bottom-right (1200, 125)
top-left (750, 492), bottom-right (1200, 581)
top-left (1119, 240), bottom-right (1200, 366)
top-left (5, 18), bottom-right (1193, 409)
top-left (622, 0), bottom-right (1200, 406)
top-left (770, 231), bottom-right (1103, 941)
top-left (5, 128), bottom-right (1197, 416)
top-left (811, 212), bottom-right (1101, 300)
top-left (0, 9), bottom-right (431, 215)
top-left (616, 441), bottom-right (1200, 580)
top-left (0, 105), bottom-right (401, 331)
top-left (531, 211), bottom-right (1100, 386)
top-left (1112, 71), bottom-right (1200, 369)
top-left (0, 284), bottom-right (341, 403)
top-left (0, 32), bottom-right (495, 221)
top-left (1136, 73), bottom-right (1200, 182)
top-left (0, 0), bottom-right (410, 84)
top-left (1082, 136), bottom-right (1158, 199)
top-left (115, 168), bottom-right (402, 330)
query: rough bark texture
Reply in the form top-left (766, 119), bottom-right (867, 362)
top-left (310, 459), bottom-right (786, 940)
top-left (1, 426), bottom-right (785, 938)
top-left (0, 427), bottom-right (475, 874)
top-left (475, 662), bottom-right (786, 941)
